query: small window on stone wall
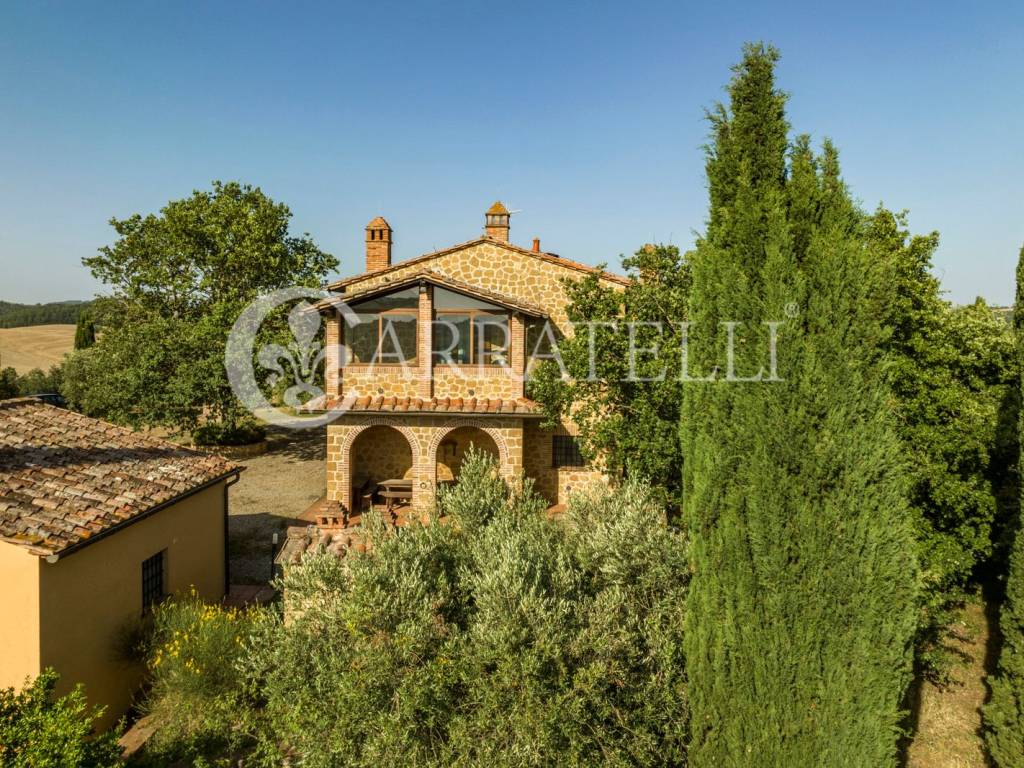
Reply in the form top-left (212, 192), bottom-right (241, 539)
top-left (552, 435), bottom-right (586, 469)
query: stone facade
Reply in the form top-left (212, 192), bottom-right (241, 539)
top-left (523, 419), bottom-right (603, 506)
top-left (327, 414), bottom-right (523, 512)
top-left (335, 239), bottom-right (625, 334)
top-left (320, 206), bottom-right (623, 512)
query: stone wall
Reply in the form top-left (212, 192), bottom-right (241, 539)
top-left (523, 419), bottom-right (607, 506)
top-left (340, 364), bottom-right (423, 398)
top-left (432, 365), bottom-right (522, 399)
top-left (351, 425), bottom-right (414, 485)
top-left (327, 415), bottom-right (524, 512)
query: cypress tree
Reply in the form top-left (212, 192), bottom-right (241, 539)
top-left (681, 43), bottom-right (918, 766)
top-left (983, 244), bottom-right (1024, 767)
top-left (73, 313), bottom-right (96, 350)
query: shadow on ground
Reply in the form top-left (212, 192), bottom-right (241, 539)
top-left (228, 425), bottom-right (327, 584)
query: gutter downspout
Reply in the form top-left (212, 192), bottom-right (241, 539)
top-left (224, 473), bottom-right (242, 595)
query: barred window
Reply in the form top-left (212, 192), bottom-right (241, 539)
top-left (142, 550), bottom-right (166, 612)
top-left (552, 435), bottom-right (586, 469)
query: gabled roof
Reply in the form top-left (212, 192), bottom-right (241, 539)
top-left (366, 216), bottom-right (391, 230)
top-left (316, 269), bottom-right (549, 317)
top-left (328, 236), bottom-right (630, 292)
top-left (0, 398), bottom-right (241, 557)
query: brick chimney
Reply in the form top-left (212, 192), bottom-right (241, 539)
top-left (365, 216), bottom-right (392, 272)
top-left (484, 201), bottom-right (510, 242)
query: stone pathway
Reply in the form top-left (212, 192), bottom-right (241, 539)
top-left (228, 425), bottom-right (326, 584)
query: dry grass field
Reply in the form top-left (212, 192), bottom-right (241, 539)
top-left (0, 324), bottom-right (75, 373)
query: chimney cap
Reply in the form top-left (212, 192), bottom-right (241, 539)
top-left (486, 201), bottom-right (509, 216)
top-left (365, 216), bottom-right (391, 230)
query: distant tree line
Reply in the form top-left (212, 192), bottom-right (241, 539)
top-left (0, 300), bottom-right (91, 328)
top-left (0, 365), bottom-right (64, 399)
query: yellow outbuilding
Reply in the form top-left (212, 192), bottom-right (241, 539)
top-left (0, 398), bottom-right (241, 728)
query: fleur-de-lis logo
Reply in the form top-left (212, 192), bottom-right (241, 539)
top-left (225, 287), bottom-right (358, 429)
top-left (257, 301), bottom-right (328, 408)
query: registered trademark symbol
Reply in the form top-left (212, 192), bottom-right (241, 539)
top-left (784, 302), bottom-right (800, 319)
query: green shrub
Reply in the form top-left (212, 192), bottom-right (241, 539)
top-left (0, 669), bottom-right (123, 768)
top-left (985, 519), bottom-right (1024, 767)
top-left (0, 366), bottom-right (17, 399)
top-left (12, 364), bottom-right (64, 397)
top-left (191, 420), bottom-right (266, 446)
top-left (983, 245), bottom-right (1024, 767)
top-left (446, 479), bottom-right (689, 766)
top-left (144, 452), bottom-right (688, 767)
top-left (140, 590), bottom-right (261, 764)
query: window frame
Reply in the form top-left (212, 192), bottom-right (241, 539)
top-left (433, 309), bottom-right (510, 367)
top-left (552, 435), bottom-right (587, 469)
top-left (141, 550), bottom-right (167, 613)
top-left (347, 308), bottom-right (420, 366)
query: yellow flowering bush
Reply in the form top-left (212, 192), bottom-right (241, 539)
top-left (141, 587), bottom-right (260, 763)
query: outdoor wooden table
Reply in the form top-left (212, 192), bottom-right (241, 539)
top-left (377, 478), bottom-right (413, 513)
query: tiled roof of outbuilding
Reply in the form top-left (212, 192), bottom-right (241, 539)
top-left (0, 398), bottom-right (241, 557)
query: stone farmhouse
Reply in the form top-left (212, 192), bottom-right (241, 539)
top-left (297, 202), bottom-right (627, 543)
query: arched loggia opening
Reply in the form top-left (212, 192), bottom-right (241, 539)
top-left (350, 425), bottom-right (414, 513)
top-left (435, 426), bottom-right (500, 487)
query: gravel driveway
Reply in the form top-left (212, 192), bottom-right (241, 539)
top-left (227, 426), bottom-right (326, 584)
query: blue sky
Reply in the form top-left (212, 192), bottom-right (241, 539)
top-left (1, 1), bottom-right (1021, 305)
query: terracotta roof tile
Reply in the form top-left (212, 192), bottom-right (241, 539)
top-left (315, 395), bottom-right (540, 416)
top-left (0, 399), bottom-right (241, 557)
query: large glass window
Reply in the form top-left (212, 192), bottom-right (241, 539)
top-left (346, 287), bottom-right (419, 364)
top-left (526, 319), bottom-right (559, 360)
top-left (432, 288), bottom-right (509, 366)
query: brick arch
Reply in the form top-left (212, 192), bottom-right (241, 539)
top-left (339, 420), bottom-right (422, 512)
top-left (340, 419), bottom-right (422, 465)
top-left (427, 420), bottom-right (510, 477)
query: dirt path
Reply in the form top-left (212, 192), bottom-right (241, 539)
top-left (906, 598), bottom-right (995, 768)
top-left (227, 426), bottom-right (325, 584)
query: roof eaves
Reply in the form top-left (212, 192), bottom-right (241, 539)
top-left (21, 466), bottom-right (245, 560)
top-left (327, 237), bottom-right (629, 291)
top-left (316, 270), bottom-right (549, 317)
